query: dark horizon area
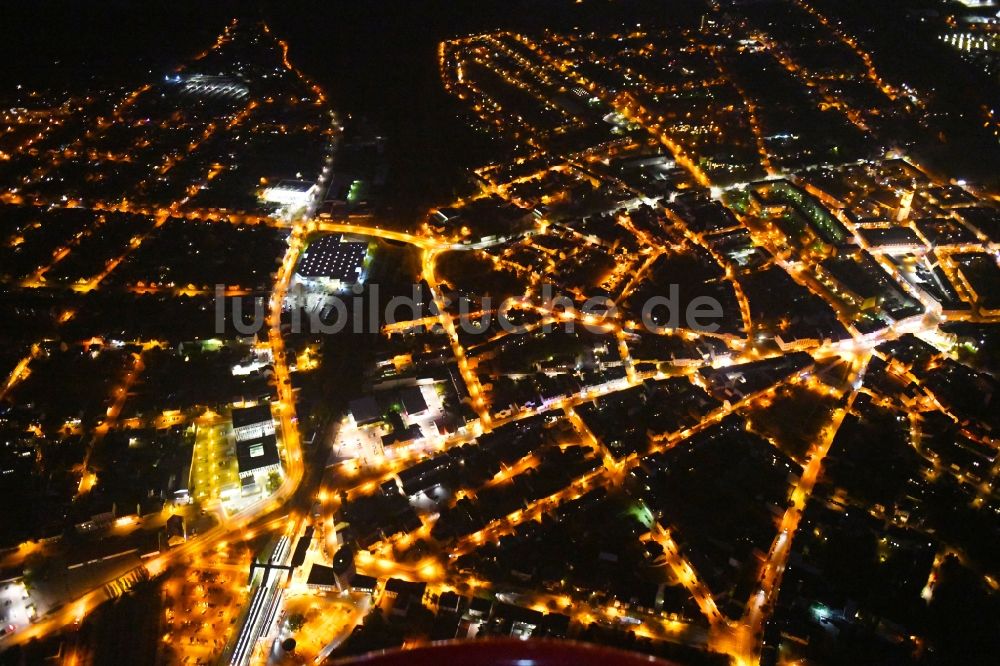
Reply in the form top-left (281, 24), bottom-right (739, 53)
top-left (4, 0), bottom-right (999, 189)
top-left (0, 1), bottom-right (702, 216)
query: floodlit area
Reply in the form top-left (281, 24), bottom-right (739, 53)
top-left (330, 382), bottom-right (451, 467)
top-left (0, 582), bottom-right (34, 635)
top-left (278, 593), bottom-right (369, 661)
top-left (191, 421), bottom-right (240, 504)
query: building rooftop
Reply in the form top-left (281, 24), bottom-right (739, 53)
top-left (349, 395), bottom-right (382, 425)
top-left (400, 386), bottom-right (429, 415)
top-left (385, 578), bottom-right (427, 598)
top-left (231, 404), bottom-right (273, 430)
top-left (236, 433), bottom-right (280, 476)
top-left (297, 235), bottom-right (368, 281)
top-left (271, 179), bottom-right (318, 194)
top-left (351, 574), bottom-right (378, 592)
top-left (290, 526), bottom-right (315, 569)
top-left (333, 544), bottom-right (356, 574)
top-left (306, 563), bottom-right (338, 587)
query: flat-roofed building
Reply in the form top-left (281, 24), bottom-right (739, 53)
top-left (262, 179), bottom-right (319, 207)
top-left (232, 404), bottom-right (274, 442)
top-left (295, 234), bottom-right (368, 291)
top-left (236, 433), bottom-right (281, 479)
top-left (179, 73), bottom-right (249, 99)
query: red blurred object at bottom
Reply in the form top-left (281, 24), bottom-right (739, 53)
top-left (333, 639), bottom-right (680, 666)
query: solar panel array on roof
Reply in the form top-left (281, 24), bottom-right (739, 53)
top-left (297, 235), bottom-right (367, 280)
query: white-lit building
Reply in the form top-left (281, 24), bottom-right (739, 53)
top-left (232, 404), bottom-right (275, 442)
top-left (262, 179), bottom-right (320, 207)
top-left (179, 74), bottom-right (249, 99)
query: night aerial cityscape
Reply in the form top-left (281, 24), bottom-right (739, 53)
top-left (1, 1), bottom-right (1000, 664)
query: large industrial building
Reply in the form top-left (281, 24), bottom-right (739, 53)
top-left (294, 234), bottom-right (369, 291)
top-left (261, 179), bottom-right (320, 208)
top-left (177, 73), bottom-right (250, 99)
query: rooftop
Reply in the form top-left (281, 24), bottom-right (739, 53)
top-left (297, 235), bottom-right (368, 281)
top-left (231, 404), bottom-right (273, 430)
top-left (235, 433), bottom-right (280, 475)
